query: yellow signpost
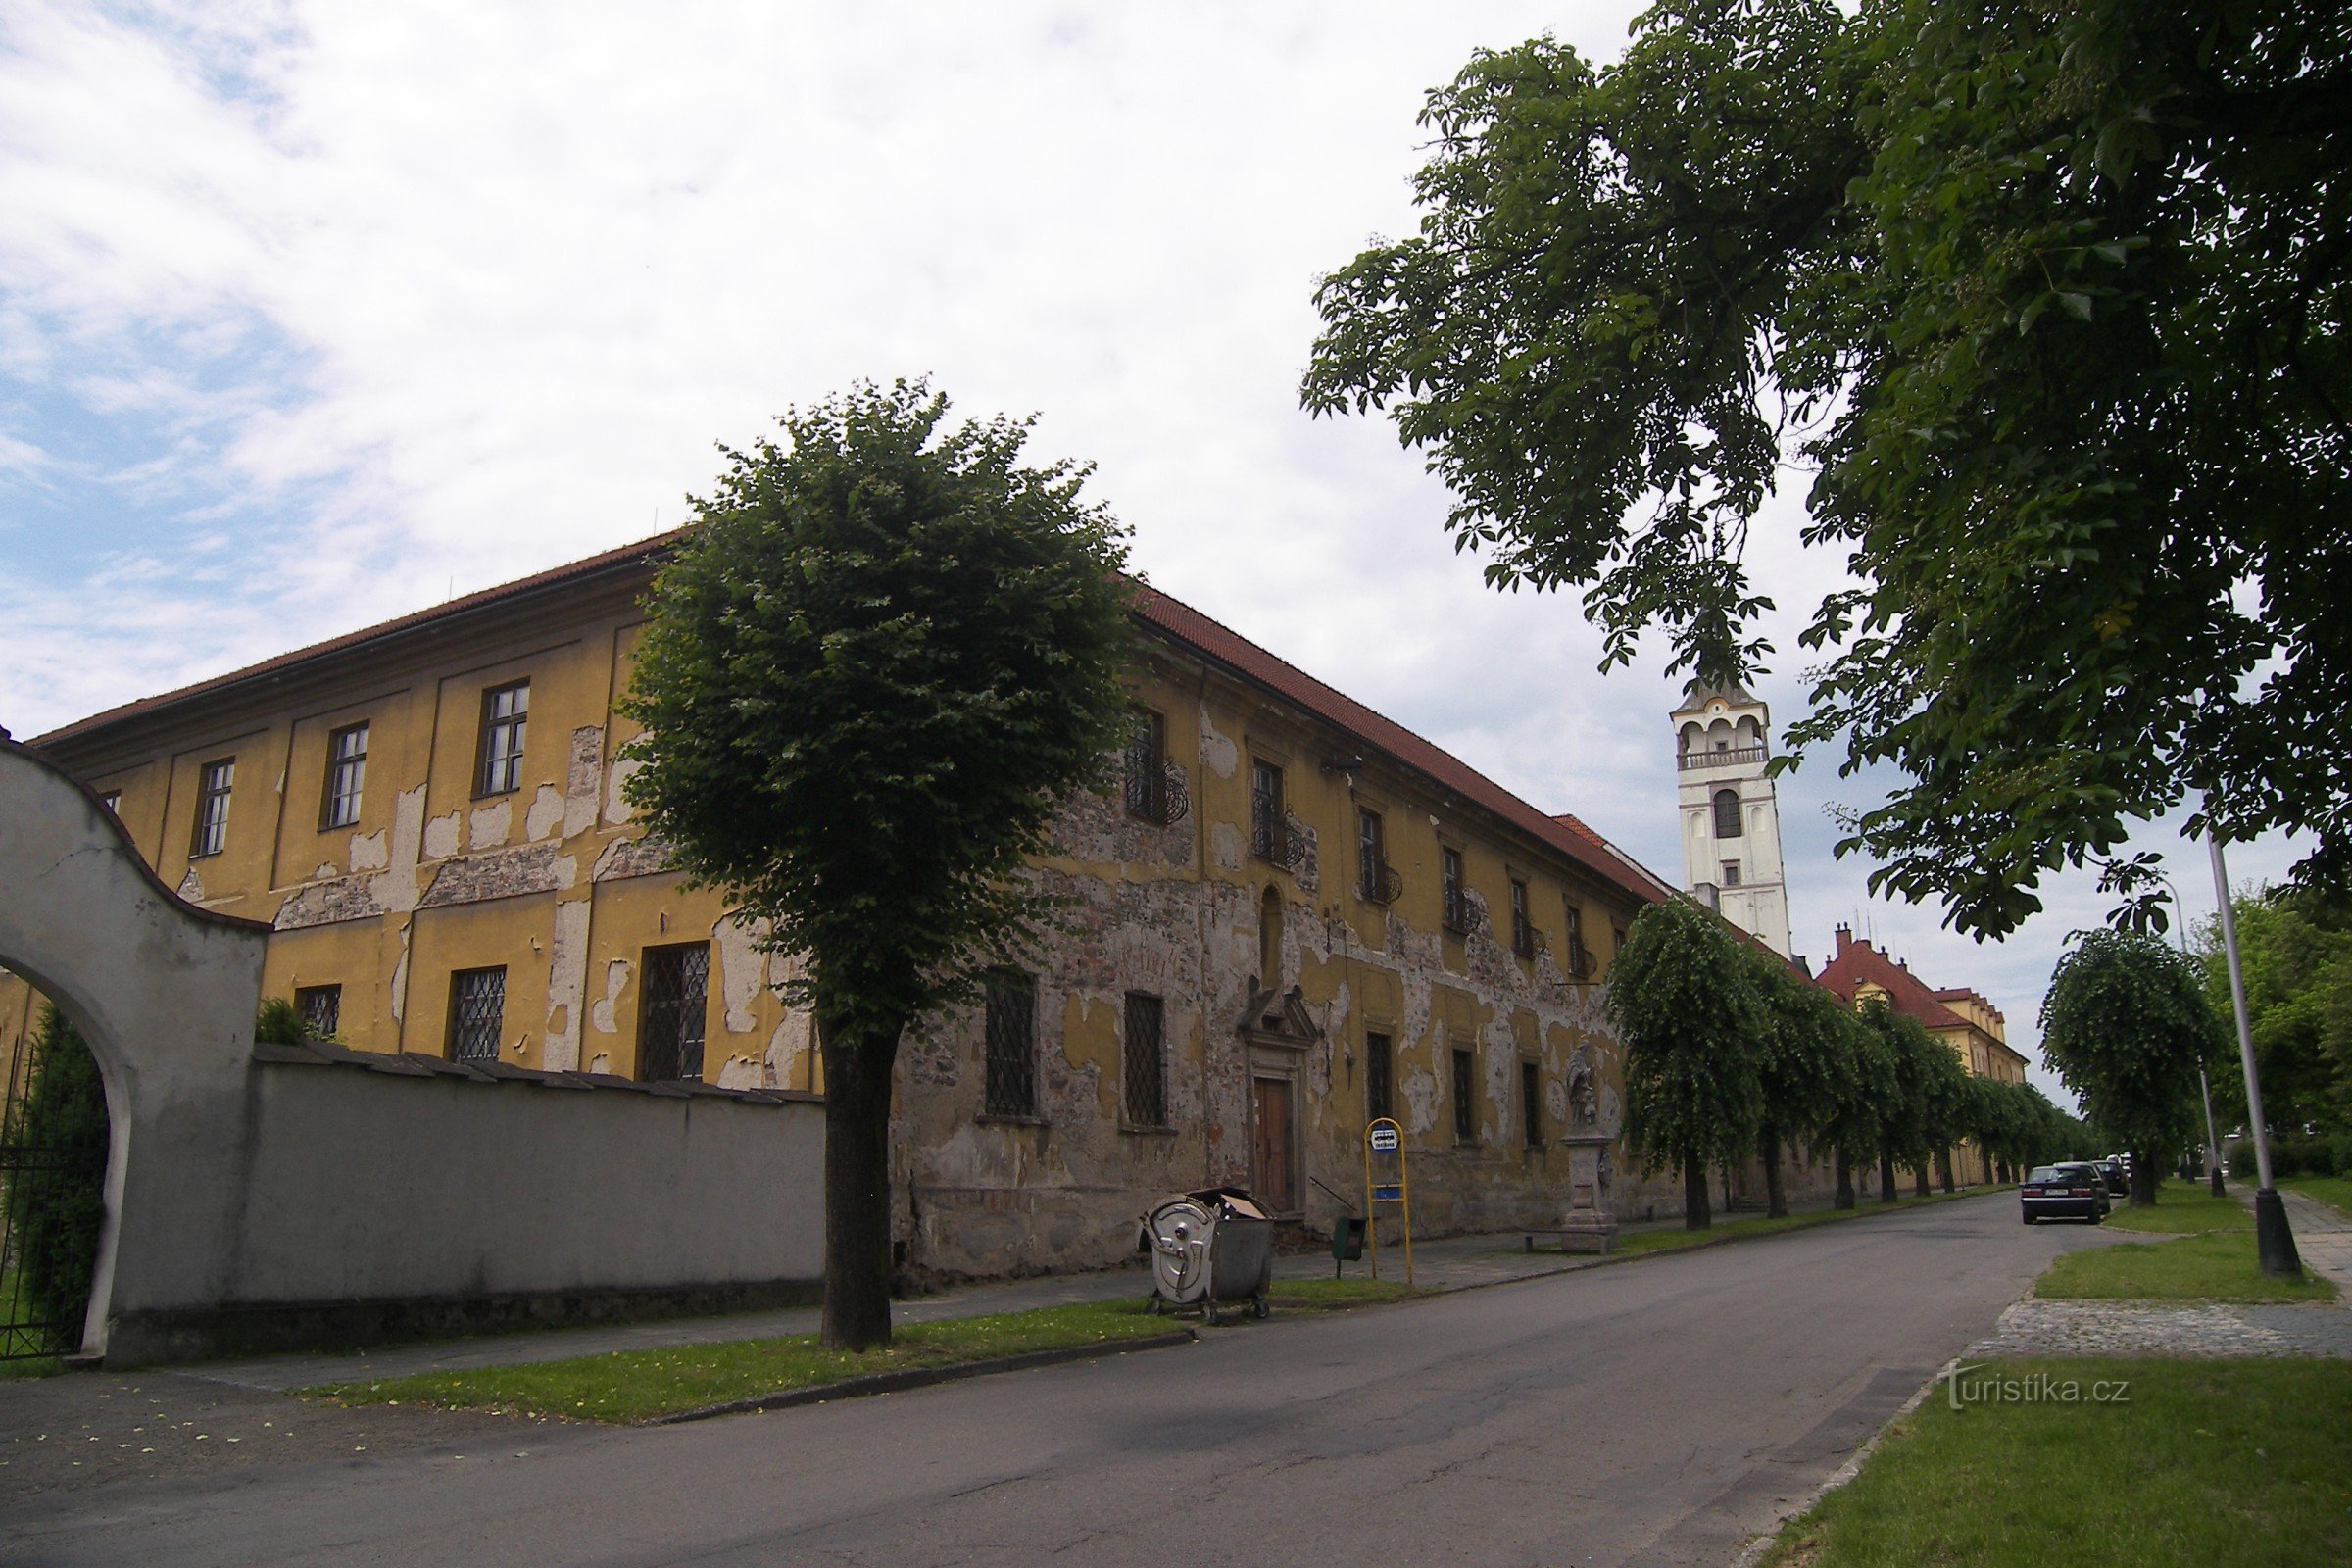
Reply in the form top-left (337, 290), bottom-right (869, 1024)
top-left (1363, 1116), bottom-right (1413, 1285)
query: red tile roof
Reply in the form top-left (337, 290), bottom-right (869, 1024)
top-left (32, 532), bottom-right (1671, 906)
top-left (1814, 930), bottom-right (1971, 1032)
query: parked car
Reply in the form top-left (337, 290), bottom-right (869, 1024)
top-left (2021, 1163), bottom-right (2110, 1224)
top-left (2094, 1157), bottom-right (2129, 1197)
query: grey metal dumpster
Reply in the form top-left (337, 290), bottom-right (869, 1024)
top-left (1139, 1187), bottom-right (1273, 1323)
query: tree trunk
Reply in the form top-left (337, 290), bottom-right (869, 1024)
top-left (2129, 1147), bottom-right (2157, 1209)
top-left (1913, 1159), bottom-right (1931, 1198)
top-left (1879, 1152), bottom-right (1899, 1203)
top-left (819, 1016), bottom-right (903, 1350)
top-left (1762, 1127), bottom-right (1788, 1219)
top-left (1937, 1148), bottom-right (1956, 1193)
top-left (1834, 1148), bottom-right (1856, 1209)
top-left (1683, 1152), bottom-right (1712, 1231)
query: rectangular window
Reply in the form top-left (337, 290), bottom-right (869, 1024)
top-left (1249, 760), bottom-right (1285, 863)
top-left (295, 984), bottom-right (341, 1041)
top-left (1123, 991), bottom-right (1166, 1127)
top-left (99, 790), bottom-right (121, 814)
top-left (1452, 1046), bottom-right (1477, 1143)
top-left (1357, 808), bottom-right (1396, 903)
top-left (1365, 1030), bottom-right (1394, 1122)
top-left (1510, 878), bottom-right (1535, 957)
top-left (1563, 902), bottom-right (1591, 977)
top-left (447, 966), bottom-right (506, 1063)
top-left (1441, 847), bottom-right (1468, 933)
top-left (983, 970), bottom-right (1038, 1117)
top-left (1721, 860), bottom-right (1741, 887)
top-left (476, 680), bottom-right (530, 796)
top-left (321, 722), bottom-right (368, 830)
top-left (1123, 708), bottom-right (1166, 822)
top-left (189, 758), bottom-right (233, 858)
top-left (638, 943), bottom-right (710, 1082)
top-left (1523, 1060), bottom-right (1543, 1149)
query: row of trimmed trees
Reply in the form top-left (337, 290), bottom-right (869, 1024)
top-left (1609, 900), bottom-right (2087, 1229)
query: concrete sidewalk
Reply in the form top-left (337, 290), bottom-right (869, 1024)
top-left (2277, 1185), bottom-right (2352, 1292)
top-left (189, 1192), bottom-right (1973, 1393)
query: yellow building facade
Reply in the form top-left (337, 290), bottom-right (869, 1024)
top-left (6, 532), bottom-right (1671, 1279)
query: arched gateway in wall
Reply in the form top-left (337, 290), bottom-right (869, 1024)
top-left (0, 736), bottom-right (270, 1360)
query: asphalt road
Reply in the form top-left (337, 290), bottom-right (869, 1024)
top-left (1, 1192), bottom-right (2120, 1568)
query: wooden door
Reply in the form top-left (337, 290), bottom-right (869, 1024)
top-left (1252, 1076), bottom-right (1295, 1213)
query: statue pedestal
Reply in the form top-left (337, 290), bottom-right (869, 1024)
top-left (1557, 1133), bottom-right (1619, 1253)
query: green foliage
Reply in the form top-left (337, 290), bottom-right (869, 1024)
top-left (2, 1006), bottom-right (109, 1348)
top-left (619, 380), bottom-right (1134, 1043)
top-left (1821, 996), bottom-right (1902, 1172)
top-left (1748, 945), bottom-right (1855, 1152)
top-left (1863, 1001), bottom-right (1963, 1175)
top-left (2041, 930), bottom-right (2220, 1181)
top-left (1302, 0), bottom-right (2352, 937)
top-left (2194, 887), bottom-right (2352, 1134)
top-left (253, 997), bottom-right (307, 1045)
top-left (1607, 899), bottom-right (1766, 1176)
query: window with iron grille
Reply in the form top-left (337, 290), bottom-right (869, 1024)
top-left (477, 681), bottom-right (530, 796)
top-left (1563, 901), bottom-right (1592, 977)
top-left (983, 970), bottom-right (1037, 1117)
top-left (1451, 1046), bottom-right (1477, 1142)
top-left (1712, 787), bottom-right (1742, 838)
top-left (189, 759), bottom-right (233, 858)
top-left (1510, 878), bottom-right (1535, 957)
top-left (295, 984), bottom-right (341, 1041)
top-left (321, 722), bottom-right (368, 830)
top-left (1123, 708), bottom-right (1165, 822)
top-left (1356, 808), bottom-right (1398, 903)
top-left (1123, 991), bottom-right (1165, 1127)
top-left (1365, 1030), bottom-right (1393, 1122)
top-left (1441, 846), bottom-right (1468, 932)
top-left (1249, 760), bottom-right (1285, 862)
top-left (638, 943), bottom-right (710, 1082)
top-left (1721, 860), bottom-right (1741, 887)
top-left (447, 967), bottom-right (506, 1063)
top-left (1522, 1060), bottom-right (1543, 1148)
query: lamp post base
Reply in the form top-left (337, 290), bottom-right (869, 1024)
top-left (2209, 1166), bottom-right (2226, 1198)
top-left (2253, 1188), bottom-right (2303, 1278)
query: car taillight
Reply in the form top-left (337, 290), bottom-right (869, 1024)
top-left (2071, 1187), bottom-right (2094, 1196)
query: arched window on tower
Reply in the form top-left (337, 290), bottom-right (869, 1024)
top-left (1713, 788), bottom-right (1742, 839)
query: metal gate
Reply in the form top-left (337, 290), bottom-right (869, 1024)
top-left (0, 1015), bottom-right (110, 1360)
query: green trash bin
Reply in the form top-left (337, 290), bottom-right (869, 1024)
top-left (1331, 1214), bottom-right (1366, 1267)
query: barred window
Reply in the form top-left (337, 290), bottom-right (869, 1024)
top-left (1249, 760), bottom-right (1285, 862)
top-left (1523, 1060), bottom-right (1542, 1149)
top-left (1451, 1046), bottom-right (1476, 1143)
top-left (477, 681), bottom-right (530, 796)
top-left (1712, 787), bottom-right (1742, 839)
top-left (1365, 1030), bottom-right (1394, 1123)
top-left (1123, 709), bottom-right (1165, 822)
top-left (321, 722), bottom-right (368, 830)
top-left (1563, 901), bottom-right (1590, 976)
top-left (984, 970), bottom-right (1038, 1117)
top-left (1441, 847), bottom-right (1468, 932)
top-left (295, 984), bottom-right (341, 1041)
top-left (639, 943), bottom-right (710, 1082)
top-left (447, 967), bottom-right (506, 1063)
top-left (1357, 808), bottom-right (1392, 902)
top-left (1123, 991), bottom-right (1166, 1127)
top-left (1722, 860), bottom-right (1742, 888)
top-left (1510, 878), bottom-right (1535, 957)
top-left (189, 758), bottom-right (233, 858)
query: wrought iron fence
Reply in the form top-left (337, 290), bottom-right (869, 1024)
top-left (0, 1019), bottom-right (109, 1361)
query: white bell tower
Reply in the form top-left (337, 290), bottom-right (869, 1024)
top-left (1672, 682), bottom-right (1791, 957)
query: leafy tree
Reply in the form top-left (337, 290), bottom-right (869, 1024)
top-left (1748, 947), bottom-right (1854, 1217)
top-left (2042, 929), bottom-right (2222, 1206)
top-left (1820, 999), bottom-right (1900, 1208)
top-left (1863, 1002), bottom-right (1949, 1201)
top-left (620, 381), bottom-right (1133, 1348)
top-left (2, 1005), bottom-right (110, 1350)
top-left (1609, 898), bottom-right (1766, 1229)
top-left (1301, 0), bottom-right (2352, 937)
top-left (2194, 887), bottom-right (2352, 1135)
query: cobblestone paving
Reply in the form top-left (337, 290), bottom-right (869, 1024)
top-left (1968, 1298), bottom-right (2352, 1359)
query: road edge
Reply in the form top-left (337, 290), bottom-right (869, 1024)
top-left (1726, 1355), bottom-right (1959, 1568)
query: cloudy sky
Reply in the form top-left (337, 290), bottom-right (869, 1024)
top-left (0, 1), bottom-right (2301, 1103)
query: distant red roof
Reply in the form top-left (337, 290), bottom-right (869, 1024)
top-left (1814, 927), bottom-right (1970, 1032)
top-left (33, 532), bottom-right (1670, 907)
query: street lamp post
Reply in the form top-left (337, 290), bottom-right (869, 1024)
top-left (2208, 837), bottom-right (2302, 1278)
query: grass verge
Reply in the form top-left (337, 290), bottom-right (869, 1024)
top-left (2281, 1175), bottom-right (2352, 1219)
top-left (2034, 1228), bottom-right (2337, 1303)
top-left (1266, 1278), bottom-right (1427, 1310)
top-left (308, 1300), bottom-right (1176, 1424)
top-left (1760, 1357), bottom-right (2352, 1568)
top-left (1611, 1188), bottom-right (1983, 1258)
top-left (2097, 1188), bottom-right (2250, 1234)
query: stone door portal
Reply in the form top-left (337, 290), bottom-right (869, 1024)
top-left (1251, 1075), bottom-right (1295, 1213)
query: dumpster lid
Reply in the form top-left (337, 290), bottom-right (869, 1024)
top-left (1189, 1186), bottom-right (1271, 1220)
